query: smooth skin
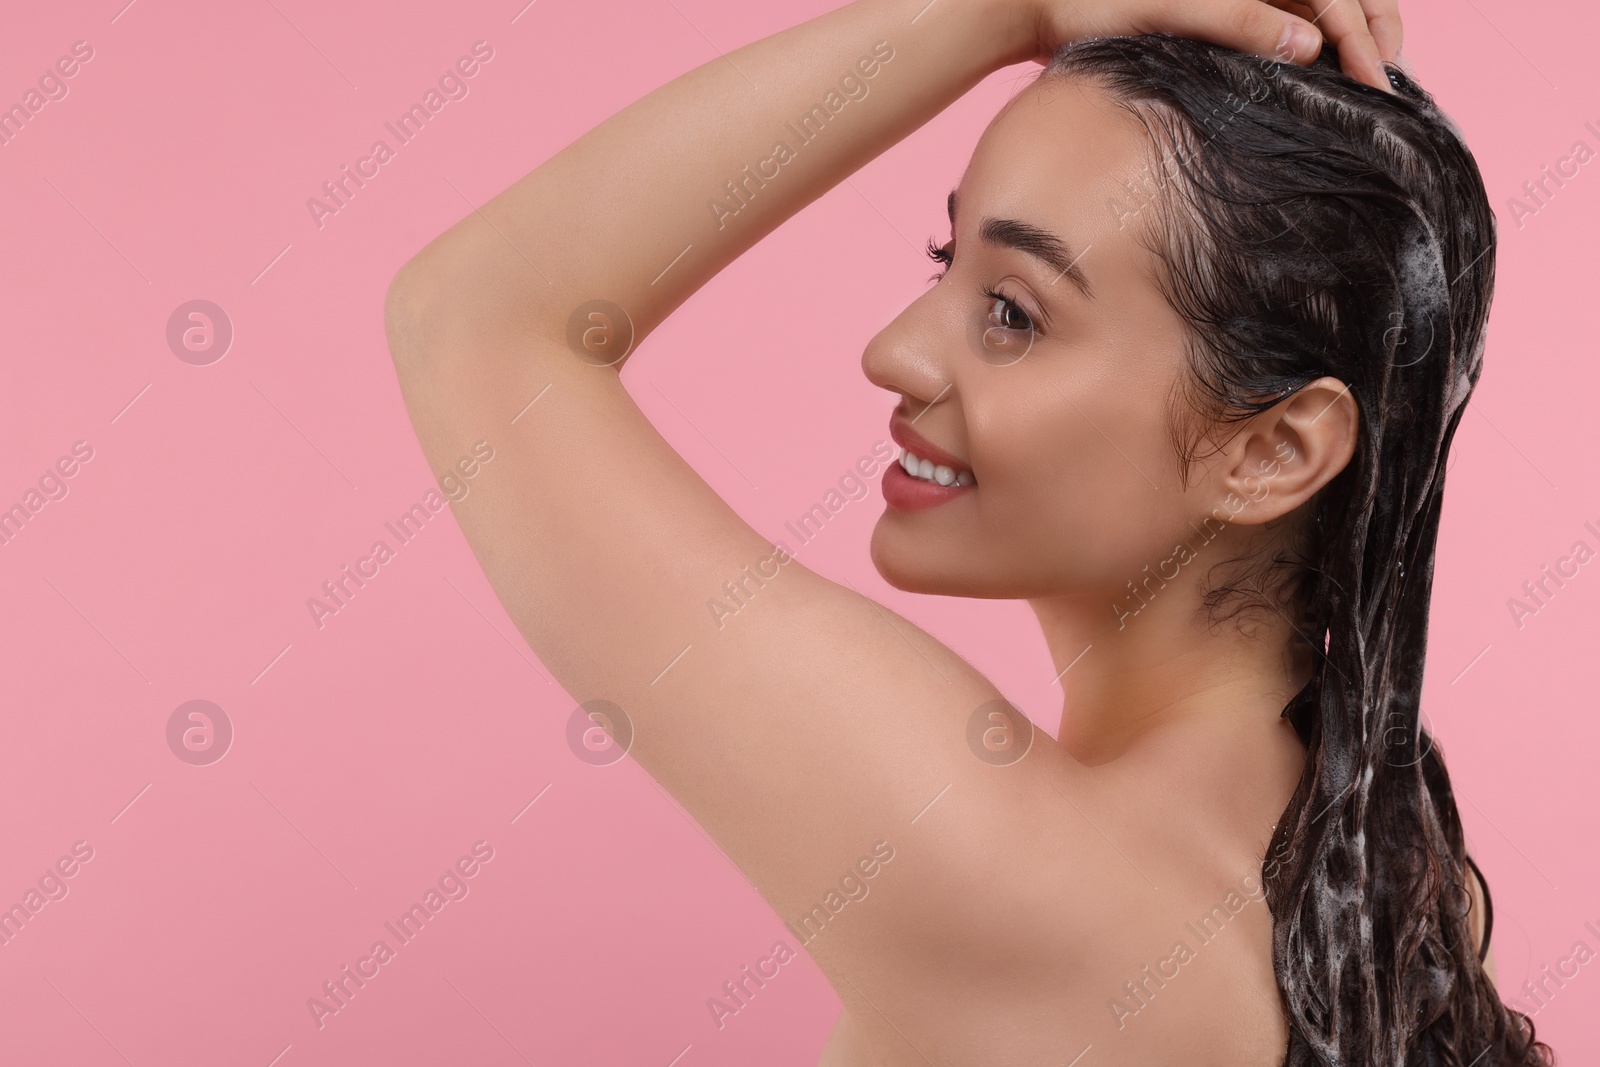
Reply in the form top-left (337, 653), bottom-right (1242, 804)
top-left (384, 0), bottom-right (1487, 1063)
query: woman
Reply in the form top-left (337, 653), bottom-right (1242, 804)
top-left (383, 0), bottom-right (1552, 1062)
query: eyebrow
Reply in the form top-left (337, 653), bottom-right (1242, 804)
top-left (947, 188), bottom-right (1095, 301)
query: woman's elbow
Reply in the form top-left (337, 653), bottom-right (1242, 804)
top-left (383, 246), bottom-right (549, 369)
top-left (383, 256), bottom-right (442, 370)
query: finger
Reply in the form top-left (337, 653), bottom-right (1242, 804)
top-left (1265, 0), bottom-right (1402, 87)
top-left (1147, 0), bottom-right (1326, 67)
top-left (1263, 0), bottom-right (1320, 24)
top-left (1303, 0), bottom-right (1393, 91)
top-left (1360, 0), bottom-right (1404, 64)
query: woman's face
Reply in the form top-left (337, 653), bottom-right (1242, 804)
top-left (861, 76), bottom-right (1213, 602)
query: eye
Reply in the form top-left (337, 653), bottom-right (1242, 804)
top-left (982, 285), bottom-right (1035, 334)
top-left (926, 237), bottom-right (1037, 333)
top-left (925, 237), bottom-right (953, 282)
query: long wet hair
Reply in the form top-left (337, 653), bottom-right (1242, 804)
top-left (1041, 33), bottom-right (1552, 1067)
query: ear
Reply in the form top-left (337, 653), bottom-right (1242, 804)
top-left (1204, 377), bottom-right (1358, 527)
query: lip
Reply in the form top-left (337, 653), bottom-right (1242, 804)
top-left (884, 417), bottom-right (976, 511)
top-left (882, 463), bottom-right (975, 510)
top-left (888, 418), bottom-right (973, 475)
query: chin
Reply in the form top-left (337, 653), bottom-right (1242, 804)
top-left (868, 523), bottom-right (943, 595)
top-left (868, 521), bottom-right (988, 598)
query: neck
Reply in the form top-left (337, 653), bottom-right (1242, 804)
top-left (1029, 572), bottom-right (1315, 768)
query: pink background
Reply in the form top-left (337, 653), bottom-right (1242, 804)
top-left (0, 0), bottom-right (1594, 1063)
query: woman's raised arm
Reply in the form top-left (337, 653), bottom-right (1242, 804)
top-left (385, 0), bottom-right (1036, 358)
top-left (384, 0), bottom-right (1373, 361)
top-left (380, 0), bottom-right (1053, 976)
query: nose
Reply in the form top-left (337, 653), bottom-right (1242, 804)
top-left (860, 290), bottom-right (955, 413)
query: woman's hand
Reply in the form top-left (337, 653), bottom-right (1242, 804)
top-left (1021, 0), bottom-right (1403, 93)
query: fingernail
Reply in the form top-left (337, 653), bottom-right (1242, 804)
top-left (1275, 21), bottom-right (1321, 63)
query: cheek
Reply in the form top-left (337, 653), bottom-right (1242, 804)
top-left (970, 375), bottom-right (1192, 581)
top-left (974, 371), bottom-right (1170, 504)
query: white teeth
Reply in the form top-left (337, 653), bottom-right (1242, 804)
top-left (898, 449), bottom-right (975, 488)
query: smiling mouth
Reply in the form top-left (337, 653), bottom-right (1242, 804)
top-left (897, 448), bottom-right (976, 487)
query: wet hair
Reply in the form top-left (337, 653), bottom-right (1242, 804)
top-left (1039, 33), bottom-right (1553, 1067)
